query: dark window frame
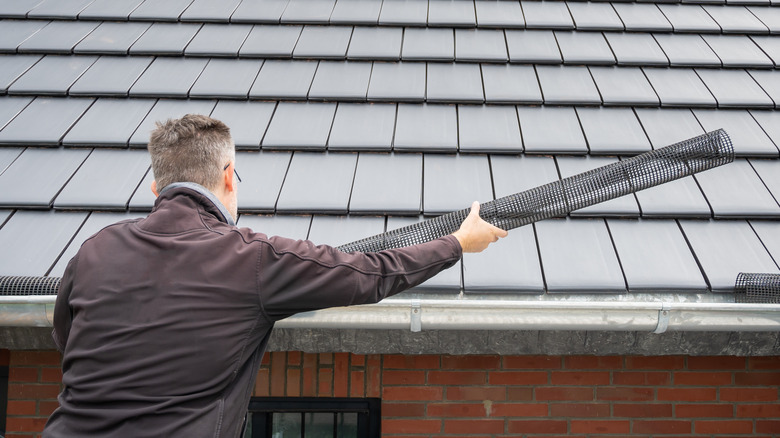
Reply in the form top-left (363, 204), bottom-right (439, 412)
top-left (245, 397), bottom-right (381, 438)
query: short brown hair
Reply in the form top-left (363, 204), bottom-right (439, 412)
top-left (148, 114), bottom-right (234, 191)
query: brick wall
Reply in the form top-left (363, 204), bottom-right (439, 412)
top-left (4, 350), bottom-right (780, 437)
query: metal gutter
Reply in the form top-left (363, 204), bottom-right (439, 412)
top-left (1, 295), bottom-right (778, 333)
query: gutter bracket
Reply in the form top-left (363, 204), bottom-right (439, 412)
top-left (653, 303), bottom-right (671, 334)
top-left (410, 300), bottom-right (421, 332)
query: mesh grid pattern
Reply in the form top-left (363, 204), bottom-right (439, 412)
top-left (0, 276), bottom-right (62, 295)
top-left (337, 129), bottom-right (734, 253)
top-left (735, 273), bottom-right (780, 304)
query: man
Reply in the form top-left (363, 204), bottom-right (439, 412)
top-left (43, 114), bottom-right (507, 437)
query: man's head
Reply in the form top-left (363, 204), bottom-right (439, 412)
top-left (148, 114), bottom-right (238, 220)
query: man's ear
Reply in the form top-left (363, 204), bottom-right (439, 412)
top-left (151, 180), bottom-right (159, 197)
top-left (224, 162), bottom-right (237, 193)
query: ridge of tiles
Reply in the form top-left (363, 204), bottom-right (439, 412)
top-left (0, 0), bottom-right (778, 297)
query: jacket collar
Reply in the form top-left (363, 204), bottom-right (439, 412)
top-left (158, 182), bottom-right (236, 226)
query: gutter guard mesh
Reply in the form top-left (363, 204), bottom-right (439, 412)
top-left (0, 276), bottom-right (62, 296)
top-left (337, 129), bottom-right (734, 253)
top-left (735, 273), bottom-right (780, 304)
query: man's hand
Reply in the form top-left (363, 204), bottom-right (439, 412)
top-left (452, 201), bottom-right (508, 253)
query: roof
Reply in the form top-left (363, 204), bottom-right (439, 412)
top-left (0, 0), bottom-right (779, 354)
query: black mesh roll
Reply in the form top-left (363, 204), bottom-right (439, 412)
top-left (337, 129), bottom-right (734, 253)
top-left (735, 273), bottom-right (780, 304)
top-left (0, 276), bottom-right (62, 295)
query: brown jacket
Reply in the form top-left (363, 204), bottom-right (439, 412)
top-left (44, 185), bottom-right (461, 437)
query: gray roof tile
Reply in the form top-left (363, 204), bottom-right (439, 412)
top-left (751, 220), bottom-right (780, 266)
top-left (474, 0), bottom-right (525, 28)
top-left (505, 29), bottom-right (561, 63)
top-left (0, 97), bottom-right (33, 130)
top-left (378, 0), bottom-right (428, 26)
top-left (349, 152), bottom-right (422, 214)
top-left (63, 98), bottom-right (155, 146)
top-left (455, 29), bottom-right (508, 62)
top-left (309, 61), bottom-right (372, 101)
top-left (185, 24), bottom-right (252, 57)
top-left (210, 100), bottom-right (275, 150)
top-left (589, 66), bottom-right (659, 106)
top-left (556, 156), bottom-right (641, 217)
top-left (0, 55), bottom-right (41, 93)
top-left (128, 22), bottom-right (202, 56)
top-left (555, 31), bottom-right (616, 65)
top-left (604, 33), bottom-right (669, 66)
top-left (522, 0), bottom-right (574, 29)
top-left (695, 158), bottom-right (780, 217)
top-left (189, 59), bottom-right (263, 99)
top-left (78, 0), bottom-right (146, 20)
top-left (262, 102), bottom-right (336, 150)
top-left (0, 97), bottom-right (93, 145)
top-left (463, 225), bottom-right (544, 293)
top-left (0, 148), bottom-right (24, 175)
top-left (179, 0), bottom-right (241, 22)
top-left (329, 0), bottom-right (382, 25)
top-left (748, 35), bottom-right (780, 66)
top-left (128, 0), bottom-right (194, 21)
top-left (367, 62), bottom-right (426, 102)
top-left (701, 35), bottom-right (774, 68)
top-left (612, 3), bottom-right (673, 32)
top-left (607, 219), bottom-right (708, 292)
top-left (0, 20), bottom-right (49, 52)
top-left (236, 214), bottom-right (311, 240)
top-left (749, 161), bottom-right (780, 210)
top-left (634, 107), bottom-right (706, 149)
top-left (657, 4), bottom-right (721, 32)
top-left (567, 2), bottom-right (624, 31)
top-left (8, 55), bottom-right (97, 96)
top-left (748, 6), bottom-right (780, 33)
top-left (235, 151), bottom-right (291, 212)
top-left (347, 27), bottom-right (403, 60)
top-left (249, 59), bottom-right (317, 100)
top-left (426, 63), bottom-right (484, 103)
top-left (280, 0), bottom-right (336, 24)
top-left (424, 153), bottom-right (493, 214)
top-left (27, 0), bottom-right (94, 19)
top-left (703, 5), bottom-right (769, 33)
top-left (17, 20), bottom-right (99, 54)
top-left (536, 65), bottom-right (601, 105)
top-left (481, 64), bottom-right (542, 104)
top-left (749, 109), bottom-right (780, 145)
top-left (576, 107), bottom-right (652, 154)
top-left (54, 149), bottom-right (150, 210)
top-left (69, 56), bottom-right (154, 97)
top-left (73, 22), bottom-right (151, 55)
top-left (394, 103), bottom-right (458, 152)
top-left (293, 25), bottom-right (352, 59)
top-left (679, 219), bottom-right (779, 292)
top-left (0, 0), bottom-right (46, 18)
top-left (0, 147), bottom-right (91, 207)
top-left (517, 105), bottom-right (587, 154)
top-left (402, 28), bottom-right (455, 61)
top-left (127, 167), bottom-right (155, 210)
top-left (231, 0), bottom-right (290, 23)
top-left (129, 57), bottom-right (208, 98)
top-left (747, 70), bottom-right (780, 107)
top-left (0, 210), bottom-right (88, 276)
top-left (239, 25), bottom-right (302, 58)
top-left (490, 154), bottom-right (559, 198)
top-left (276, 151), bottom-right (357, 213)
top-left (695, 68), bottom-right (773, 108)
top-left (428, 0), bottom-right (477, 27)
top-left (536, 218), bottom-right (626, 293)
top-left (635, 175), bottom-right (712, 218)
top-left (307, 215), bottom-right (385, 246)
top-left (653, 33), bottom-right (722, 67)
top-left (642, 67), bottom-right (717, 107)
top-left (458, 105), bottom-right (523, 153)
top-left (128, 99), bottom-right (217, 146)
top-left (328, 102), bottom-right (396, 151)
top-left (693, 108), bottom-right (779, 156)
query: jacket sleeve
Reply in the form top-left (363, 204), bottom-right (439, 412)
top-left (255, 235), bottom-right (462, 321)
top-left (52, 255), bottom-right (78, 352)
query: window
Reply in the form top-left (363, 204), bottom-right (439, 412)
top-left (244, 397), bottom-right (381, 438)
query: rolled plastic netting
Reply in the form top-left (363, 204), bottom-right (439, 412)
top-left (0, 276), bottom-right (62, 295)
top-left (337, 129), bottom-right (734, 253)
top-left (735, 273), bottom-right (780, 304)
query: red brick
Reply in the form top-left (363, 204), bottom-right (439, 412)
top-left (441, 355), bottom-right (501, 370)
top-left (597, 387), bottom-right (654, 401)
top-left (695, 420), bottom-right (754, 434)
top-left (491, 403), bottom-right (548, 417)
top-left (6, 417), bottom-right (49, 433)
top-left (489, 371), bottom-right (547, 385)
top-left (735, 372), bottom-right (780, 386)
top-left (757, 420), bottom-right (780, 434)
top-left (8, 384), bottom-right (61, 400)
top-left (39, 400), bottom-right (60, 416)
top-left (657, 387), bottom-right (717, 402)
top-left (748, 356), bottom-right (780, 370)
top-left (674, 371), bottom-right (732, 385)
top-left (613, 403), bottom-right (672, 418)
top-left (383, 355), bottom-right (439, 369)
top-left (286, 369), bottom-right (300, 397)
top-left (572, 420), bottom-right (630, 434)
top-left (350, 353), bottom-right (365, 367)
top-left (737, 404), bottom-right (780, 418)
top-left (302, 353), bottom-right (317, 396)
top-left (536, 387), bottom-right (593, 401)
top-left (260, 354), bottom-right (270, 366)
top-left (503, 356), bottom-right (561, 369)
top-left (448, 386), bottom-right (506, 401)
top-left (253, 368), bottom-right (269, 396)
top-left (428, 403), bottom-right (486, 417)
top-left (287, 351), bottom-right (301, 366)
top-left (383, 386), bottom-right (443, 401)
top-left (626, 356), bottom-right (684, 370)
top-left (633, 420), bottom-right (692, 434)
top-left (382, 402), bottom-right (426, 417)
top-left (688, 356), bottom-right (746, 370)
top-left (269, 352), bottom-right (286, 397)
top-left (507, 387), bottom-right (533, 401)
top-left (443, 419), bottom-right (504, 434)
top-left (552, 371), bottom-right (610, 385)
top-left (428, 371), bottom-right (485, 385)
top-left (6, 400), bottom-right (36, 416)
top-left (613, 371), bottom-right (670, 386)
top-left (366, 355), bottom-right (381, 398)
top-left (565, 356), bottom-right (622, 369)
top-left (349, 370), bottom-right (364, 398)
top-left (676, 404), bottom-right (733, 418)
top-left (721, 387), bottom-right (778, 402)
top-left (10, 351), bottom-right (61, 367)
top-left (317, 368), bottom-right (332, 396)
top-left (0, 349), bottom-right (9, 366)
top-left (383, 370), bottom-right (426, 385)
top-left (508, 420), bottom-right (567, 434)
top-left (9, 368), bottom-right (38, 383)
top-left (550, 403), bottom-right (610, 418)
top-left (40, 368), bottom-right (62, 383)
top-left (333, 353), bottom-right (349, 398)
top-left (382, 419), bottom-right (441, 434)
top-left (318, 353), bottom-right (333, 365)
